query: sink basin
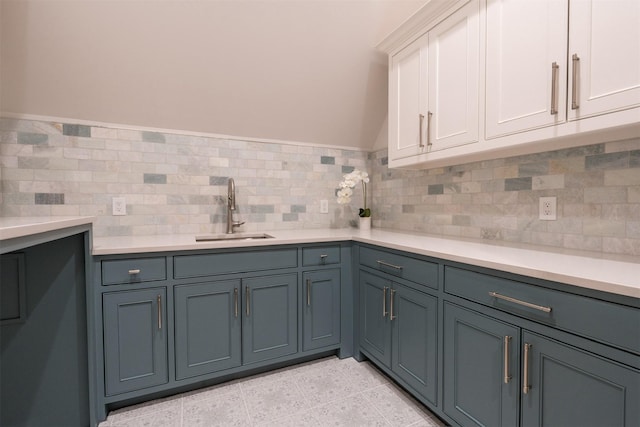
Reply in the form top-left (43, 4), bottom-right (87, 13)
top-left (195, 233), bottom-right (274, 242)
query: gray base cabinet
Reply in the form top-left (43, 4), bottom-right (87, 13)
top-left (444, 303), bottom-right (640, 427)
top-left (359, 269), bottom-right (438, 404)
top-left (242, 273), bottom-right (298, 364)
top-left (302, 269), bottom-right (341, 351)
top-left (174, 280), bottom-right (242, 380)
top-left (103, 288), bottom-right (168, 396)
top-left (521, 330), bottom-right (640, 427)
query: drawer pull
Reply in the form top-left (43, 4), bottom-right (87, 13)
top-left (320, 254), bottom-right (327, 264)
top-left (382, 286), bottom-right (389, 317)
top-left (234, 288), bottom-right (239, 318)
top-left (523, 343), bottom-right (532, 394)
top-left (503, 336), bottom-right (512, 384)
top-left (389, 289), bottom-right (396, 321)
top-left (128, 269), bottom-right (141, 275)
top-left (246, 286), bottom-right (250, 317)
top-left (488, 292), bottom-right (551, 313)
top-left (376, 260), bottom-right (403, 270)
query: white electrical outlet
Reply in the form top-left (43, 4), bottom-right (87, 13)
top-left (320, 199), bottom-right (329, 214)
top-left (112, 197), bottom-right (127, 216)
top-left (539, 197), bottom-right (557, 220)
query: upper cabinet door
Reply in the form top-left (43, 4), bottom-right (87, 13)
top-left (568, 0), bottom-right (640, 120)
top-left (485, 0), bottom-right (568, 138)
top-left (389, 33), bottom-right (429, 162)
top-left (427, 0), bottom-right (480, 150)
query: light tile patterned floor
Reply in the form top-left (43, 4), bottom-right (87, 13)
top-left (99, 356), bottom-right (447, 427)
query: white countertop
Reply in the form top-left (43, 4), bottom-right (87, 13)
top-left (92, 227), bottom-right (640, 299)
top-left (2, 217), bottom-right (638, 299)
top-left (0, 216), bottom-right (95, 241)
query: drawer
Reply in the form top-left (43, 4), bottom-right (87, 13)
top-left (445, 266), bottom-right (640, 355)
top-left (359, 246), bottom-right (438, 290)
top-left (102, 257), bottom-right (167, 286)
top-left (174, 248), bottom-right (297, 279)
top-left (302, 245), bottom-right (340, 266)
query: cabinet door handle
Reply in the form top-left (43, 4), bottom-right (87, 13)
top-left (571, 53), bottom-right (580, 110)
top-left (390, 289), bottom-right (396, 321)
top-left (306, 279), bottom-right (312, 306)
top-left (376, 260), bottom-right (403, 270)
top-left (488, 292), bottom-right (551, 313)
top-left (157, 295), bottom-right (162, 330)
top-left (245, 286), bottom-right (250, 317)
top-left (128, 269), bottom-right (140, 275)
top-left (382, 286), bottom-right (388, 317)
top-left (550, 62), bottom-right (559, 115)
top-left (234, 287), bottom-right (238, 318)
top-left (523, 343), bottom-right (532, 394)
top-left (503, 336), bottom-right (512, 384)
top-left (426, 111), bottom-right (433, 148)
top-left (419, 114), bottom-right (425, 148)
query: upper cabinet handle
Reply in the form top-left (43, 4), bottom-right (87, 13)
top-left (419, 114), bottom-right (425, 148)
top-left (426, 111), bottom-right (433, 147)
top-left (550, 62), bottom-right (559, 115)
top-left (571, 54), bottom-right (580, 110)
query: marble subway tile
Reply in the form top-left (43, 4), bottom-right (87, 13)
top-left (62, 124), bottom-right (91, 137)
top-left (17, 132), bottom-right (48, 145)
top-left (585, 151), bottom-right (629, 170)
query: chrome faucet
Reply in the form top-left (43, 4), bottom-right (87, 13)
top-left (226, 178), bottom-right (245, 234)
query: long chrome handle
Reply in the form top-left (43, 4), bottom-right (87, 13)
top-left (306, 279), bottom-right (311, 306)
top-left (572, 54), bottom-right (580, 110)
top-left (523, 343), bottom-right (532, 394)
top-left (419, 114), bottom-right (425, 148)
top-left (504, 336), bottom-right (512, 384)
top-left (157, 295), bottom-right (162, 330)
top-left (128, 269), bottom-right (140, 275)
top-left (426, 111), bottom-right (433, 147)
top-left (489, 292), bottom-right (551, 313)
top-left (246, 286), bottom-right (250, 317)
top-left (390, 289), bottom-right (396, 320)
top-left (382, 286), bottom-right (388, 317)
top-left (376, 260), bottom-right (403, 270)
top-left (550, 62), bottom-right (559, 115)
top-left (234, 287), bottom-right (238, 318)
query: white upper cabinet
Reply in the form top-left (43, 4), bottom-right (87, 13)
top-left (380, 0), bottom-right (640, 169)
top-left (389, 33), bottom-right (429, 161)
top-left (568, 0), bottom-right (640, 120)
top-left (485, 0), bottom-right (568, 138)
top-left (388, 0), bottom-right (479, 165)
top-left (428, 1), bottom-right (480, 150)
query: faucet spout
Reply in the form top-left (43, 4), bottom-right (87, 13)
top-left (226, 178), bottom-right (245, 234)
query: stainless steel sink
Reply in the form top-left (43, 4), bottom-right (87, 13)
top-left (195, 233), bottom-right (274, 242)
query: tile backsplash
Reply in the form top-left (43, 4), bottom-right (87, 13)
top-left (370, 139), bottom-right (640, 256)
top-left (0, 118), bottom-right (368, 237)
top-left (1, 117), bottom-right (638, 256)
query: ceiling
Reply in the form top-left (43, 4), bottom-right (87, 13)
top-left (0, 0), bottom-right (427, 150)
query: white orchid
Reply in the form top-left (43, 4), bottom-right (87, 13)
top-left (336, 168), bottom-right (370, 217)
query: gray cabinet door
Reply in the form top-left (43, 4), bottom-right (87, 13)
top-left (443, 303), bottom-right (519, 427)
top-left (242, 273), bottom-right (298, 365)
top-left (521, 331), bottom-right (640, 427)
top-left (174, 280), bottom-right (242, 380)
top-left (359, 270), bottom-right (392, 366)
top-left (302, 269), bottom-right (341, 351)
top-left (103, 288), bottom-right (168, 396)
top-left (391, 284), bottom-right (438, 405)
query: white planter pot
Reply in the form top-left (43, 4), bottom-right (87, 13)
top-left (359, 216), bottom-right (371, 231)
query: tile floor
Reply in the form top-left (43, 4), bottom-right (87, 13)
top-left (99, 356), bottom-right (447, 427)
